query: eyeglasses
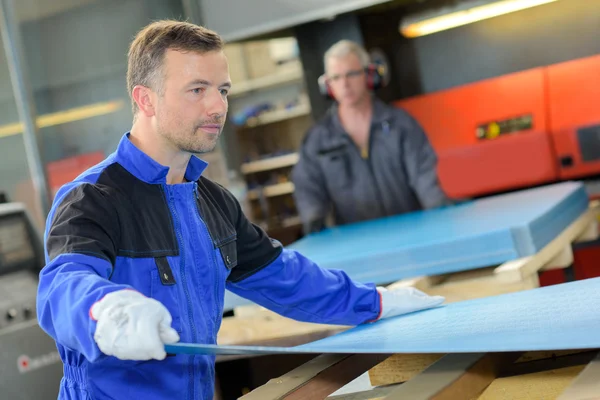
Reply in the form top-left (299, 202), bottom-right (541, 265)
top-left (326, 69), bottom-right (365, 83)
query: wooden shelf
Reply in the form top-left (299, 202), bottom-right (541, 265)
top-left (254, 215), bottom-right (302, 231)
top-left (281, 215), bottom-right (302, 228)
top-left (248, 181), bottom-right (294, 200)
top-left (229, 64), bottom-right (303, 97)
top-left (243, 102), bottom-right (311, 128)
top-left (241, 153), bottom-right (299, 175)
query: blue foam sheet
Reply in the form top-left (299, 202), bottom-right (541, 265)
top-left (286, 181), bottom-right (588, 284)
top-left (223, 182), bottom-right (589, 311)
top-left (168, 277), bottom-right (600, 355)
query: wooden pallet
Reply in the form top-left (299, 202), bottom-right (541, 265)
top-left (240, 350), bottom-right (600, 400)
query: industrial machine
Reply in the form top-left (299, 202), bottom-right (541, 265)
top-left (393, 54), bottom-right (600, 288)
top-left (0, 203), bottom-right (62, 399)
top-left (395, 54), bottom-right (600, 200)
top-left (547, 55), bottom-right (600, 181)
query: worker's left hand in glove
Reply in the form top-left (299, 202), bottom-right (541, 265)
top-left (377, 286), bottom-right (445, 320)
top-left (90, 289), bottom-right (180, 361)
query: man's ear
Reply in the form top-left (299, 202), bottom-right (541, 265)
top-left (132, 85), bottom-right (156, 117)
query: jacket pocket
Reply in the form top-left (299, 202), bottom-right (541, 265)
top-left (151, 257), bottom-right (182, 333)
top-left (216, 235), bottom-right (237, 270)
top-left (318, 148), bottom-right (353, 190)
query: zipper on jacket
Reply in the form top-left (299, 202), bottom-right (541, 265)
top-left (164, 184), bottom-right (197, 400)
top-left (365, 130), bottom-right (388, 216)
top-left (193, 183), bottom-right (221, 394)
top-left (193, 184), bottom-right (220, 333)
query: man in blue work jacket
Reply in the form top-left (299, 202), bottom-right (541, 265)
top-left (36, 21), bottom-right (445, 400)
top-left (292, 40), bottom-right (451, 234)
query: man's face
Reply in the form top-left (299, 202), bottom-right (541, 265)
top-left (325, 53), bottom-right (368, 107)
top-left (154, 49), bottom-right (230, 154)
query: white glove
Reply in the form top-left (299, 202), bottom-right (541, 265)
top-left (90, 289), bottom-right (180, 361)
top-left (377, 286), bottom-right (445, 320)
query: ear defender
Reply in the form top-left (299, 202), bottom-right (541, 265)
top-left (365, 63), bottom-right (385, 91)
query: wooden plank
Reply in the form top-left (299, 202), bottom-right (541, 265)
top-left (503, 351), bottom-right (598, 378)
top-left (367, 351), bottom-right (594, 398)
top-left (239, 354), bottom-right (349, 400)
top-left (557, 352), bottom-right (600, 400)
top-left (328, 385), bottom-right (397, 400)
top-left (540, 245), bottom-right (574, 271)
top-left (515, 350), bottom-right (590, 363)
top-left (385, 275), bottom-right (445, 292)
top-left (218, 309), bottom-right (349, 346)
top-left (478, 365), bottom-right (585, 400)
top-left (384, 353), bottom-right (521, 400)
top-left (424, 268), bottom-right (540, 304)
top-left (494, 207), bottom-right (598, 283)
top-left (367, 354), bottom-right (444, 387)
top-left (240, 354), bottom-right (390, 400)
top-left (284, 354), bottom-right (391, 400)
top-left (574, 217), bottom-right (599, 243)
top-left (383, 265), bottom-right (541, 306)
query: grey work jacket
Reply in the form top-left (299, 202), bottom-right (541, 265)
top-left (291, 97), bottom-right (450, 234)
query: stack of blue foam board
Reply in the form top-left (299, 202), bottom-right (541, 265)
top-left (224, 181), bottom-right (589, 311)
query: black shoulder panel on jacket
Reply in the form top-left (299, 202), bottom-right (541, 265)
top-left (46, 183), bottom-right (120, 264)
top-left (96, 163), bottom-right (178, 258)
top-left (46, 163), bottom-right (179, 265)
top-left (196, 177), bottom-right (282, 283)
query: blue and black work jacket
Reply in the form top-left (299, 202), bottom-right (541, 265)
top-left (37, 132), bottom-right (380, 400)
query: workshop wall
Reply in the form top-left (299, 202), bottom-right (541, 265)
top-left (411, 0), bottom-right (600, 94)
top-left (0, 0), bottom-right (184, 208)
top-left (357, 0), bottom-right (600, 99)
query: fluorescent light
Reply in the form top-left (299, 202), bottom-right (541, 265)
top-left (400, 0), bottom-right (560, 38)
top-left (0, 100), bottom-right (125, 138)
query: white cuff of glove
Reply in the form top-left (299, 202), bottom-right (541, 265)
top-left (377, 286), bottom-right (445, 320)
top-left (90, 289), bottom-right (180, 361)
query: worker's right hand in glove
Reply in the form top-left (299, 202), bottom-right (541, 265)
top-left (377, 286), bottom-right (445, 320)
top-left (90, 289), bottom-right (180, 361)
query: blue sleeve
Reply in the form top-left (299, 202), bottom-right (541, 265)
top-left (36, 182), bottom-right (131, 362)
top-left (37, 254), bottom-right (131, 362)
top-left (226, 249), bottom-right (381, 326)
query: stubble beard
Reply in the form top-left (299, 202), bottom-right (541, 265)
top-left (158, 118), bottom-right (221, 155)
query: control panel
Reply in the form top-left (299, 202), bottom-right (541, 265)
top-left (0, 271), bottom-right (38, 330)
top-left (0, 203), bottom-right (43, 331)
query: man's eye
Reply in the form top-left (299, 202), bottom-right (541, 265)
top-left (191, 88), bottom-right (204, 94)
top-left (220, 89), bottom-right (229, 96)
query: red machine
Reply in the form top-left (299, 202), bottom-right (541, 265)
top-left (395, 54), bottom-right (600, 200)
top-left (547, 55), bottom-right (600, 180)
top-left (397, 68), bottom-right (556, 199)
top-left (394, 54), bottom-right (600, 284)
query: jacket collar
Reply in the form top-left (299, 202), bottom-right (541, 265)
top-left (115, 132), bottom-right (208, 184)
top-left (329, 95), bottom-right (393, 133)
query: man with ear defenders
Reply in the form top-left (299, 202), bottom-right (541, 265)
top-left (292, 40), bottom-right (450, 234)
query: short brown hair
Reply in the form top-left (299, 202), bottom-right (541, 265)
top-left (126, 20), bottom-right (224, 115)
